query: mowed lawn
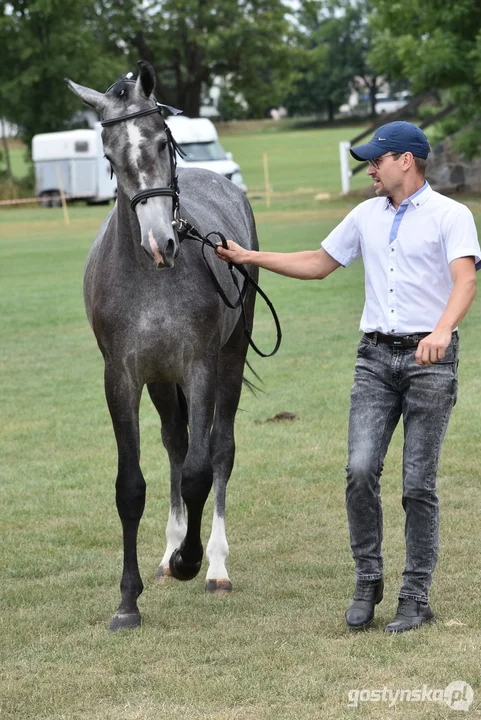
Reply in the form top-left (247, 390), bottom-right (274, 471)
top-left (219, 123), bottom-right (370, 195)
top-left (1, 147), bottom-right (481, 717)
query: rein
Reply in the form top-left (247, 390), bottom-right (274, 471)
top-left (100, 96), bottom-right (282, 358)
top-left (179, 223), bottom-right (282, 358)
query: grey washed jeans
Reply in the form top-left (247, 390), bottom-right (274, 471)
top-left (346, 333), bottom-right (459, 602)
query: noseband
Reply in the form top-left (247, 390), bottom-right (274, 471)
top-left (100, 103), bottom-right (185, 228)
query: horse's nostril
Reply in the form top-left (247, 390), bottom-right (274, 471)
top-left (164, 238), bottom-right (176, 261)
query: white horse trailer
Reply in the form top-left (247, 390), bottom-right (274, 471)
top-left (32, 124), bottom-right (116, 206)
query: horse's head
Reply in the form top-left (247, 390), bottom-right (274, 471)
top-left (66, 62), bottom-right (180, 269)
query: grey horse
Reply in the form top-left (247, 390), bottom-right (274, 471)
top-left (67, 61), bottom-right (258, 631)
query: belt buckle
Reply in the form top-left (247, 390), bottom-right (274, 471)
top-left (392, 334), bottom-right (417, 347)
top-left (403, 334), bottom-right (418, 347)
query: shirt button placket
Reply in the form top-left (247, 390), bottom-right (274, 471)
top-left (388, 242), bottom-right (397, 333)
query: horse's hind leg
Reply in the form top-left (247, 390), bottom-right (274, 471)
top-left (104, 364), bottom-right (145, 631)
top-left (147, 382), bottom-right (188, 579)
top-left (206, 320), bottom-right (250, 594)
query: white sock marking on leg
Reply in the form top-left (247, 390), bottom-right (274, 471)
top-left (159, 508), bottom-right (186, 568)
top-left (206, 511), bottom-right (229, 581)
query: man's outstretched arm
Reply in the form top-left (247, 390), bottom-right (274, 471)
top-left (215, 241), bottom-right (341, 280)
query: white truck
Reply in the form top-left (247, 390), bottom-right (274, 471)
top-left (165, 116), bottom-right (247, 192)
top-left (32, 124), bottom-right (116, 206)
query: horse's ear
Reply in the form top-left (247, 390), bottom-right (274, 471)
top-left (136, 61), bottom-right (156, 99)
top-left (65, 79), bottom-right (105, 111)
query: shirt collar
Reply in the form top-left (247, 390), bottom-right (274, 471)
top-left (384, 181), bottom-right (431, 211)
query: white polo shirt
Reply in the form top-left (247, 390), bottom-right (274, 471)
top-left (321, 183), bottom-right (481, 334)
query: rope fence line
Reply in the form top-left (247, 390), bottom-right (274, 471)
top-left (0, 194), bottom-right (98, 206)
top-left (1, 188), bottom-right (328, 207)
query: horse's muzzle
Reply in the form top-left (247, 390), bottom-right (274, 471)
top-left (145, 231), bottom-right (178, 269)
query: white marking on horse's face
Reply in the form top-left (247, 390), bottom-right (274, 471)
top-left (126, 121), bottom-right (143, 182)
top-left (103, 111), bottom-right (179, 268)
top-left (148, 229), bottom-right (164, 266)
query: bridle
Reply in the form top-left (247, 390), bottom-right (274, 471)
top-left (100, 99), bottom-right (187, 231)
top-left (100, 88), bottom-right (282, 358)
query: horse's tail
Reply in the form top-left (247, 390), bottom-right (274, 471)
top-left (243, 359), bottom-right (263, 396)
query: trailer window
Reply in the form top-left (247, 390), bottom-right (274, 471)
top-left (178, 142), bottom-right (227, 162)
top-left (75, 141), bottom-right (89, 152)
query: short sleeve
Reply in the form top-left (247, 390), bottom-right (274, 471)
top-left (443, 204), bottom-right (481, 270)
top-left (321, 206), bottom-right (362, 267)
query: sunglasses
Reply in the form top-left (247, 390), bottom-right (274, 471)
top-left (368, 152), bottom-right (402, 170)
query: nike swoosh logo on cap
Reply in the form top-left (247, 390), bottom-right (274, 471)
top-left (378, 137), bottom-right (386, 140)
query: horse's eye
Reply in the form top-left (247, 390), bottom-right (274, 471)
top-left (159, 141), bottom-right (167, 153)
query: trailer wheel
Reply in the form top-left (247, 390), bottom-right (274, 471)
top-left (40, 191), bottom-right (61, 208)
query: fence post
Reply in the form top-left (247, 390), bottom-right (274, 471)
top-left (55, 165), bottom-right (70, 225)
top-left (263, 152), bottom-right (271, 208)
top-left (339, 141), bottom-right (352, 195)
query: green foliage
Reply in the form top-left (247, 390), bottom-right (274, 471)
top-left (0, 0), bottom-right (297, 130)
top-left (286, 0), bottom-right (381, 119)
top-left (105, 0), bottom-right (295, 118)
top-left (216, 88), bottom-right (247, 122)
top-left (0, 0), bottom-right (126, 146)
top-left (369, 0), bottom-right (481, 156)
top-left (0, 140), bottom-right (35, 198)
top-left (0, 173), bottom-right (35, 200)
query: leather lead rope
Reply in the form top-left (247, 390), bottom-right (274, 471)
top-left (180, 224), bottom-right (282, 358)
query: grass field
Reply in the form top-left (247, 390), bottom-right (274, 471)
top-left (1, 132), bottom-right (481, 719)
top-left (219, 124), bottom-right (370, 195)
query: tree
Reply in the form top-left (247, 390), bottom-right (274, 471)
top-left (368, 0), bottom-right (481, 155)
top-left (285, 0), bottom-right (383, 120)
top-left (0, 0), bottom-right (125, 146)
top-left (122, 0), bottom-right (295, 118)
top-left (1, 0), bottom-right (296, 142)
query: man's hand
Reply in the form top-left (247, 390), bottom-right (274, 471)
top-left (415, 328), bottom-right (453, 366)
top-left (216, 239), bottom-right (251, 265)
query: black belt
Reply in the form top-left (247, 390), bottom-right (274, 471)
top-left (364, 331), bottom-right (431, 348)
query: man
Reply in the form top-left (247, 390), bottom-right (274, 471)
top-left (216, 121), bottom-right (481, 633)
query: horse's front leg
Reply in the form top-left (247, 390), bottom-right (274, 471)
top-left (146, 382), bottom-right (188, 580)
top-left (205, 343), bottom-right (246, 594)
top-left (169, 362), bottom-right (216, 581)
top-left (104, 364), bottom-right (145, 631)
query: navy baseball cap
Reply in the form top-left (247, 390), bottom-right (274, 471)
top-left (350, 121), bottom-right (430, 161)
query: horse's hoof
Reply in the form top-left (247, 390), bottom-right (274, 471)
top-left (109, 612), bottom-right (142, 632)
top-left (205, 578), bottom-right (232, 594)
top-left (155, 564), bottom-right (172, 581)
top-left (169, 547), bottom-right (202, 581)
